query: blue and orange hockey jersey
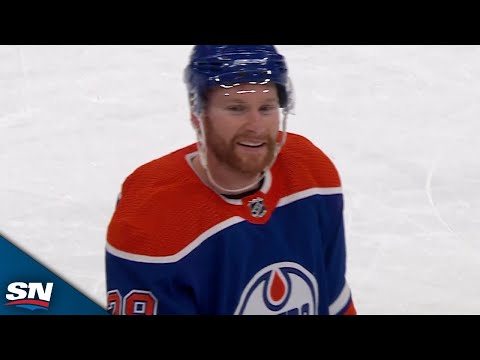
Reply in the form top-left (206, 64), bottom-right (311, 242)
top-left (105, 132), bottom-right (356, 315)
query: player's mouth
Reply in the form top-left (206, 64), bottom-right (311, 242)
top-left (237, 141), bottom-right (266, 151)
top-left (238, 141), bottom-right (265, 147)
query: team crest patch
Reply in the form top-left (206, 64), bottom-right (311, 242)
top-left (235, 262), bottom-right (319, 315)
top-left (248, 197), bottom-right (267, 218)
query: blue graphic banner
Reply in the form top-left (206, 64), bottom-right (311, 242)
top-left (0, 233), bottom-right (108, 315)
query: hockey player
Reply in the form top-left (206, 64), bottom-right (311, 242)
top-left (105, 45), bottom-right (357, 315)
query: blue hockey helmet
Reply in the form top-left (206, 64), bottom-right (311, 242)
top-left (184, 45), bottom-right (294, 115)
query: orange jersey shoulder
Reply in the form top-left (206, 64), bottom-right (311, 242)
top-left (107, 143), bottom-right (236, 257)
top-left (272, 132), bottom-right (341, 194)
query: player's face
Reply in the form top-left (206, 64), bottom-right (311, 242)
top-left (203, 83), bottom-right (280, 176)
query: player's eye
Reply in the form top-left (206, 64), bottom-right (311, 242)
top-left (226, 105), bottom-right (245, 112)
top-left (260, 105), bottom-right (276, 112)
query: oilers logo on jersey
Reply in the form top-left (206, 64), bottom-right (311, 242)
top-left (235, 262), bottom-right (318, 315)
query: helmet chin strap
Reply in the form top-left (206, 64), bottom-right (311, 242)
top-left (195, 111), bottom-right (288, 195)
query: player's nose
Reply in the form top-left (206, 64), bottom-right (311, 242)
top-left (243, 110), bottom-right (265, 131)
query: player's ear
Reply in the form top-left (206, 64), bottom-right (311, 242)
top-left (191, 113), bottom-right (201, 131)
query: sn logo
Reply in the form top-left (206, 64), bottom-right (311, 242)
top-left (5, 282), bottom-right (54, 311)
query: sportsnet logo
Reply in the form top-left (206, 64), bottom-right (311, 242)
top-left (4, 282), bottom-right (54, 311)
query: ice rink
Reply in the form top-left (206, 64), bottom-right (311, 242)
top-left (1, 45), bottom-right (479, 314)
